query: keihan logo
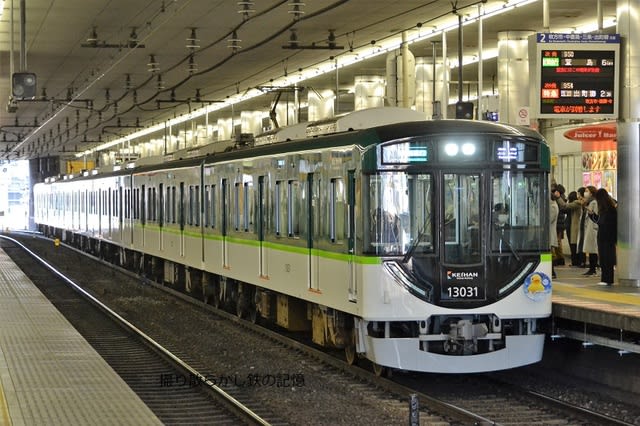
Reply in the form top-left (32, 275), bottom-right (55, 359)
top-left (447, 271), bottom-right (479, 280)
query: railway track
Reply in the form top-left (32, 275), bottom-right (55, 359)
top-left (0, 234), bottom-right (278, 426)
top-left (5, 232), bottom-right (638, 426)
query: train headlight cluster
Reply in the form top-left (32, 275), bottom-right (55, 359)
top-left (443, 142), bottom-right (476, 157)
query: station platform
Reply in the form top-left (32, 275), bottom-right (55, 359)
top-left (551, 262), bottom-right (640, 340)
top-left (0, 247), bottom-right (162, 425)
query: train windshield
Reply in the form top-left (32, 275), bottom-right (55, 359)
top-left (364, 170), bottom-right (547, 258)
top-left (364, 172), bottom-right (434, 256)
top-left (491, 171), bottom-right (546, 253)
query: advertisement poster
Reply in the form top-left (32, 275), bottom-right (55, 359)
top-left (582, 172), bottom-right (592, 187)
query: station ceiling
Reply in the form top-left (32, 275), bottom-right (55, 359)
top-left (0, 0), bottom-right (617, 162)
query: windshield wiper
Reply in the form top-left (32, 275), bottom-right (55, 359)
top-left (403, 215), bottom-right (432, 263)
top-left (495, 225), bottom-right (521, 262)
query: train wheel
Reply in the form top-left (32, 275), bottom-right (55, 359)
top-left (372, 363), bottom-right (392, 378)
top-left (248, 304), bottom-right (258, 323)
top-left (236, 296), bottom-right (246, 319)
top-left (212, 281), bottom-right (222, 309)
top-left (345, 329), bottom-right (357, 366)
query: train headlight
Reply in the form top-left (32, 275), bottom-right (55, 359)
top-left (461, 143), bottom-right (476, 156)
top-left (444, 143), bottom-right (459, 156)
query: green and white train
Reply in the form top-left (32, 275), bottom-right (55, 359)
top-left (34, 107), bottom-right (553, 373)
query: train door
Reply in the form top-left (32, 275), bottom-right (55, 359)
top-left (258, 176), bottom-right (268, 278)
top-left (439, 172), bottom-right (484, 301)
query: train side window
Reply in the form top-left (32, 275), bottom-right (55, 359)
top-left (141, 185), bottom-right (146, 225)
top-left (187, 185), bottom-right (199, 226)
top-left (204, 185), bottom-right (211, 227)
top-left (194, 185), bottom-right (200, 226)
top-left (178, 183), bottom-right (185, 230)
top-left (124, 189), bottom-right (130, 219)
top-left (221, 179), bottom-right (228, 236)
top-left (158, 184), bottom-right (164, 226)
top-left (288, 180), bottom-right (300, 238)
top-left (244, 181), bottom-right (253, 232)
top-left (275, 181), bottom-right (284, 237)
top-left (147, 187), bottom-right (156, 222)
top-left (166, 186), bottom-right (172, 224)
top-left (234, 182), bottom-right (242, 231)
top-left (211, 184), bottom-right (216, 228)
top-left (330, 178), bottom-right (346, 244)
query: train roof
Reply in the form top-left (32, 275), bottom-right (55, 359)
top-left (40, 119), bottom-right (547, 183)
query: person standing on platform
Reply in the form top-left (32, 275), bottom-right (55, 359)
top-left (558, 190), bottom-right (583, 267)
top-left (589, 188), bottom-right (617, 286)
top-left (553, 184), bottom-right (568, 266)
top-left (579, 186), bottom-right (599, 276)
top-left (550, 188), bottom-right (560, 279)
top-left (575, 187), bottom-right (587, 267)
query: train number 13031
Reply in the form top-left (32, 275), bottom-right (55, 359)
top-left (444, 285), bottom-right (483, 299)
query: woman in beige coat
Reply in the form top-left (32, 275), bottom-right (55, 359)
top-left (578, 185), bottom-right (599, 275)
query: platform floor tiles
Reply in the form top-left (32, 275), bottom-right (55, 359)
top-left (0, 248), bottom-right (161, 426)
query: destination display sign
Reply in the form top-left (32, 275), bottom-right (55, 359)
top-left (535, 33), bottom-right (620, 119)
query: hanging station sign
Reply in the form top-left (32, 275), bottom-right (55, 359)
top-left (534, 33), bottom-right (620, 119)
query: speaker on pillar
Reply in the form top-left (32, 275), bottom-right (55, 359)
top-left (455, 101), bottom-right (474, 119)
top-left (12, 72), bottom-right (37, 100)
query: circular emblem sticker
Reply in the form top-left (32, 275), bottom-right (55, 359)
top-left (523, 272), bottom-right (552, 301)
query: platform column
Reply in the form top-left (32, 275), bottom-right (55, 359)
top-left (497, 31), bottom-right (534, 125)
top-left (616, 1), bottom-right (640, 287)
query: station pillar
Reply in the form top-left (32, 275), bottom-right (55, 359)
top-left (497, 31), bottom-right (534, 125)
top-left (616, 1), bottom-right (640, 287)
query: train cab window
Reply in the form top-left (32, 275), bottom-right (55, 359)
top-left (491, 171), bottom-right (546, 253)
top-left (443, 173), bottom-right (480, 264)
top-left (364, 172), bottom-right (410, 255)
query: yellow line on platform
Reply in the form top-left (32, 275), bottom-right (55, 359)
top-left (0, 381), bottom-right (11, 426)
top-left (553, 282), bottom-right (640, 306)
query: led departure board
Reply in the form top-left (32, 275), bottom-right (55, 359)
top-left (535, 33), bottom-right (620, 119)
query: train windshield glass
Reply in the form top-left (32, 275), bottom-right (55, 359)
top-left (443, 173), bottom-right (481, 264)
top-left (364, 172), bottom-right (434, 255)
top-left (491, 171), bottom-right (546, 253)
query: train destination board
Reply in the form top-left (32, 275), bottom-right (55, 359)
top-left (534, 33), bottom-right (620, 119)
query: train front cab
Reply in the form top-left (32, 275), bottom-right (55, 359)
top-left (353, 123), bottom-right (553, 373)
